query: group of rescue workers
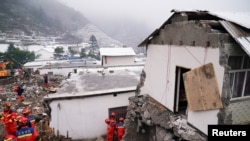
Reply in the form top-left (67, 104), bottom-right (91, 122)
top-left (105, 112), bottom-right (125, 141)
top-left (0, 73), bottom-right (49, 140)
top-left (1, 101), bottom-right (39, 141)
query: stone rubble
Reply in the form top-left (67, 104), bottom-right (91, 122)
top-left (123, 95), bottom-right (207, 141)
top-left (0, 73), bottom-right (65, 140)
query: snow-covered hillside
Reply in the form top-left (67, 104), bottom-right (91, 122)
top-left (76, 24), bottom-right (124, 48)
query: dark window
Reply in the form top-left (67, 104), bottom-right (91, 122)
top-left (109, 106), bottom-right (127, 122)
top-left (229, 55), bottom-right (250, 99)
top-left (243, 56), bottom-right (250, 69)
top-left (228, 56), bottom-right (242, 69)
top-left (244, 72), bottom-right (250, 96)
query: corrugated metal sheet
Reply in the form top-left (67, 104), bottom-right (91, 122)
top-left (220, 21), bottom-right (250, 57)
top-left (209, 11), bottom-right (250, 29)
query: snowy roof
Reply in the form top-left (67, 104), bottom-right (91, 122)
top-left (23, 60), bottom-right (68, 67)
top-left (25, 45), bottom-right (44, 52)
top-left (0, 44), bottom-right (9, 52)
top-left (37, 47), bottom-right (55, 53)
top-left (23, 61), bottom-right (46, 67)
top-left (99, 47), bottom-right (136, 56)
top-left (44, 66), bottom-right (144, 99)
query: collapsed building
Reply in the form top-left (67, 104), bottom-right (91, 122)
top-left (122, 10), bottom-right (250, 141)
top-left (0, 73), bottom-right (65, 140)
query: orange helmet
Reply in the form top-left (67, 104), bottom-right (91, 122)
top-left (19, 117), bottom-right (28, 125)
top-left (4, 134), bottom-right (16, 141)
top-left (16, 114), bottom-right (24, 121)
top-left (119, 117), bottom-right (124, 121)
top-left (22, 108), bottom-right (31, 115)
top-left (111, 112), bottom-right (116, 117)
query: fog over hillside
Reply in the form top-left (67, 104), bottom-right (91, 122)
top-left (58, 0), bottom-right (250, 48)
top-left (0, 0), bottom-right (132, 49)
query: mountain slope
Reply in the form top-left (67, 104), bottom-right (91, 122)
top-left (76, 24), bottom-right (123, 47)
top-left (0, 0), bottom-right (126, 48)
top-left (0, 0), bottom-right (89, 36)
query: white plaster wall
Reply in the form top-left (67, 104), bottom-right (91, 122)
top-left (187, 110), bottom-right (219, 135)
top-left (49, 92), bottom-right (134, 140)
top-left (103, 56), bottom-right (135, 67)
top-left (141, 44), bottom-right (225, 135)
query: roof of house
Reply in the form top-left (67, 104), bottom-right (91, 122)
top-left (44, 66), bottom-right (143, 100)
top-left (99, 47), bottom-right (136, 56)
top-left (36, 47), bottom-right (55, 53)
top-left (0, 44), bottom-right (9, 52)
top-left (23, 60), bottom-right (69, 67)
top-left (138, 10), bottom-right (250, 57)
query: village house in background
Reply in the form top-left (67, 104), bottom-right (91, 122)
top-left (122, 10), bottom-right (250, 140)
top-left (35, 48), bottom-right (55, 61)
top-left (99, 47), bottom-right (136, 67)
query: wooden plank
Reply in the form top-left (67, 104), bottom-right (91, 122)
top-left (183, 63), bottom-right (223, 111)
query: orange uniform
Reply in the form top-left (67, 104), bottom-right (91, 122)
top-left (22, 108), bottom-right (38, 138)
top-left (3, 134), bottom-right (17, 141)
top-left (117, 117), bottom-right (125, 141)
top-left (16, 117), bottom-right (38, 141)
top-left (105, 112), bottom-right (117, 141)
top-left (1, 102), bottom-right (17, 136)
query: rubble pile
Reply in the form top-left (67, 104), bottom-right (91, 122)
top-left (123, 95), bottom-right (207, 141)
top-left (0, 74), bottom-right (65, 140)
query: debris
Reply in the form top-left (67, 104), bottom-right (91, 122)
top-left (0, 73), bottom-right (66, 140)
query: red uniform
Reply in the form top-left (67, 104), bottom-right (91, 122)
top-left (117, 123), bottom-right (125, 140)
top-left (22, 108), bottom-right (38, 137)
top-left (4, 134), bottom-right (17, 141)
top-left (16, 117), bottom-right (38, 141)
top-left (105, 112), bottom-right (117, 141)
top-left (1, 102), bottom-right (17, 136)
top-left (16, 126), bottom-right (37, 141)
top-left (117, 117), bottom-right (125, 141)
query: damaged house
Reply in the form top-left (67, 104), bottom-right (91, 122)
top-left (42, 66), bottom-right (143, 140)
top-left (123, 10), bottom-right (250, 141)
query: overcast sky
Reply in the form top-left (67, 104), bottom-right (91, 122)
top-left (58, 0), bottom-right (250, 29)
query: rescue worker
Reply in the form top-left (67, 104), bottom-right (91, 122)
top-left (22, 107), bottom-right (38, 137)
top-left (14, 84), bottom-right (24, 102)
top-left (0, 101), bottom-right (17, 136)
top-left (117, 117), bottom-right (125, 141)
top-left (43, 73), bottom-right (49, 88)
top-left (105, 112), bottom-right (117, 141)
top-left (3, 134), bottom-right (17, 141)
top-left (16, 116), bottom-right (38, 141)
